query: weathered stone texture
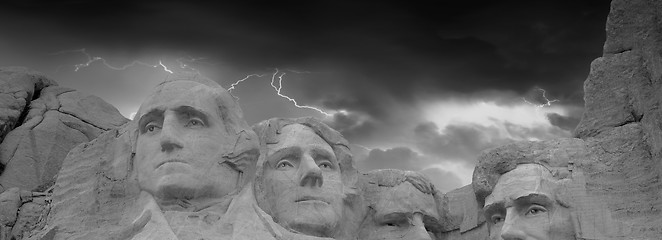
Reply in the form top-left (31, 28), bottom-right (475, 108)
top-left (0, 67), bottom-right (56, 144)
top-left (439, 185), bottom-right (488, 240)
top-left (25, 126), bottom-right (139, 240)
top-left (0, 85), bottom-right (128, 192)
top-left (0, 187), bottom-right (21, 240)
top-left (11, 196), bottom-right (51, 240)
top-left (572, 0), bottom-right (662, 238)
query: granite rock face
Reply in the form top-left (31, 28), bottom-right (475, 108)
top-left (0, 67), bottom-right (55, 144)
top-left (0, 68), bottom-right (128, 240)
top-left (575, 0), bottom-right (662, 237)
top-left (0, 83), bottom-right (128, 192)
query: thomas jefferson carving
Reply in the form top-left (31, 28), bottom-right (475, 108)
top-left (252, 117), bottom-right (360, 239)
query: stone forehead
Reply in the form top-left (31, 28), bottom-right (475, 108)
top-left (267, 124), bottom-right (332, 151)
top-left (485, 164), bottom-right (558, 206)
top-left (136, 80), bottom-right (226, 119)
top-left (472, 139), bottom-right (585, 205)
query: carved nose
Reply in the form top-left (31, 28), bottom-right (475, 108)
top-left (299, 155), bottom-right (323, 187)
top-left (160, 114), bottom-right (183, 152)
top-left (160, 137), bottom-right (183, 152)
top-left (500, 211), bottom-right (526, 240)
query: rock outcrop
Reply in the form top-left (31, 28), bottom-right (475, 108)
top-left (0, 67), bottom-right (55, 144)
top-left (574, 0), bottom-right (662, 237)
top-left (0, 74), bottom-right (128, 192)
top-left (0, 68), bottom-right (129, 240)
top-left (442, 0), bottom-right (662, 239)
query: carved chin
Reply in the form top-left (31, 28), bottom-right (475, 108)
top-left (279, 209), bottom-right (339, 238)
top-left (153, 175), bottom-right (203, 199)
top-left (286, 218), bottom-right (337, 237)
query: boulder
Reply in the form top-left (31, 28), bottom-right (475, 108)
top-left (0, 85), bottom-right (128, 192)
top-left (0, 67), bottom-right (55, 145)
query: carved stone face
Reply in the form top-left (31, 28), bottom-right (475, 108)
top-left (134, 81), bottom-right (239, 201)
top-left (262, 124), bottom-right (344, 237)
top-left (359, 181), bottom-right (440, 240)
top-left (483, 164), bottom-right (575, 240)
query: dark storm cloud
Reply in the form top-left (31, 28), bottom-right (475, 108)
top-left (1, 1), bottom-right (610, 105)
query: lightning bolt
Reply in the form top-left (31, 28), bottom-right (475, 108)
top-left (53, 49), bottom-right (333, 117)
top-left (270, 68), bottom-right (332, 117)
top-left (51, 48), bottom-right (173, 73)
top-left (227, 69), bottom-right (332, 116)
top-left (227, 73), bottom-right (268, 92)
top-left (522, 87), bottom-right (559, 108)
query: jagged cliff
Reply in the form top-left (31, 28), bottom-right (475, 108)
top-left (1, 0), bottom-right (662, 239)
top-left (439, 0), bottom-right (662, 239)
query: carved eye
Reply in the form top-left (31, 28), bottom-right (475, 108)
top-left (276, 160), bottom-right (294, 169)
top-left (526, 206), bottom-right (547, 216)
top-left (186, 118), bottom-right (204, 128)
top-left (491, 215), bottom-right (504, 224)
top-left (384, 222), bottom-right (398, 227)
top-left (318, 162), bottom-right (333, 169)
top-left (145, 123), bottom-right (161, 133)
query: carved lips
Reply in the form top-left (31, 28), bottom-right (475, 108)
top-left (156, 159), bottom-right (188, 168)
top-left (295, 195), bottom-right (330, 204)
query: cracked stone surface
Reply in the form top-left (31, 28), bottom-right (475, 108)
top-left (0, 84), bottom-right (128, 192)
top-left (0, 67), bottom-right (56, 144)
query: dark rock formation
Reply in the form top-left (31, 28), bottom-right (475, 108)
top-left (0, 75), bottom-right (128, 192)
top-left (0, 68), bottom-right (128, 240)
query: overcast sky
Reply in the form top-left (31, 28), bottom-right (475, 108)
top-left (0, 0), bottom-right (612, 192)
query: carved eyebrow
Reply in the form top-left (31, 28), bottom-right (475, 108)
top-left (513, 193), bottom-right (553, 207)
top-left (483, 202), bottom-right (505, 216)
top-left (375, 212), bottom-right (408, 222)
top-left (268, 147), bottom-right (301, 162)
top-left (173, 106), bottom-right (209, 123)
top-left (138, 109), bottom-right (164, 130)
top-left (483, 193), bottom-right (553, 213)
